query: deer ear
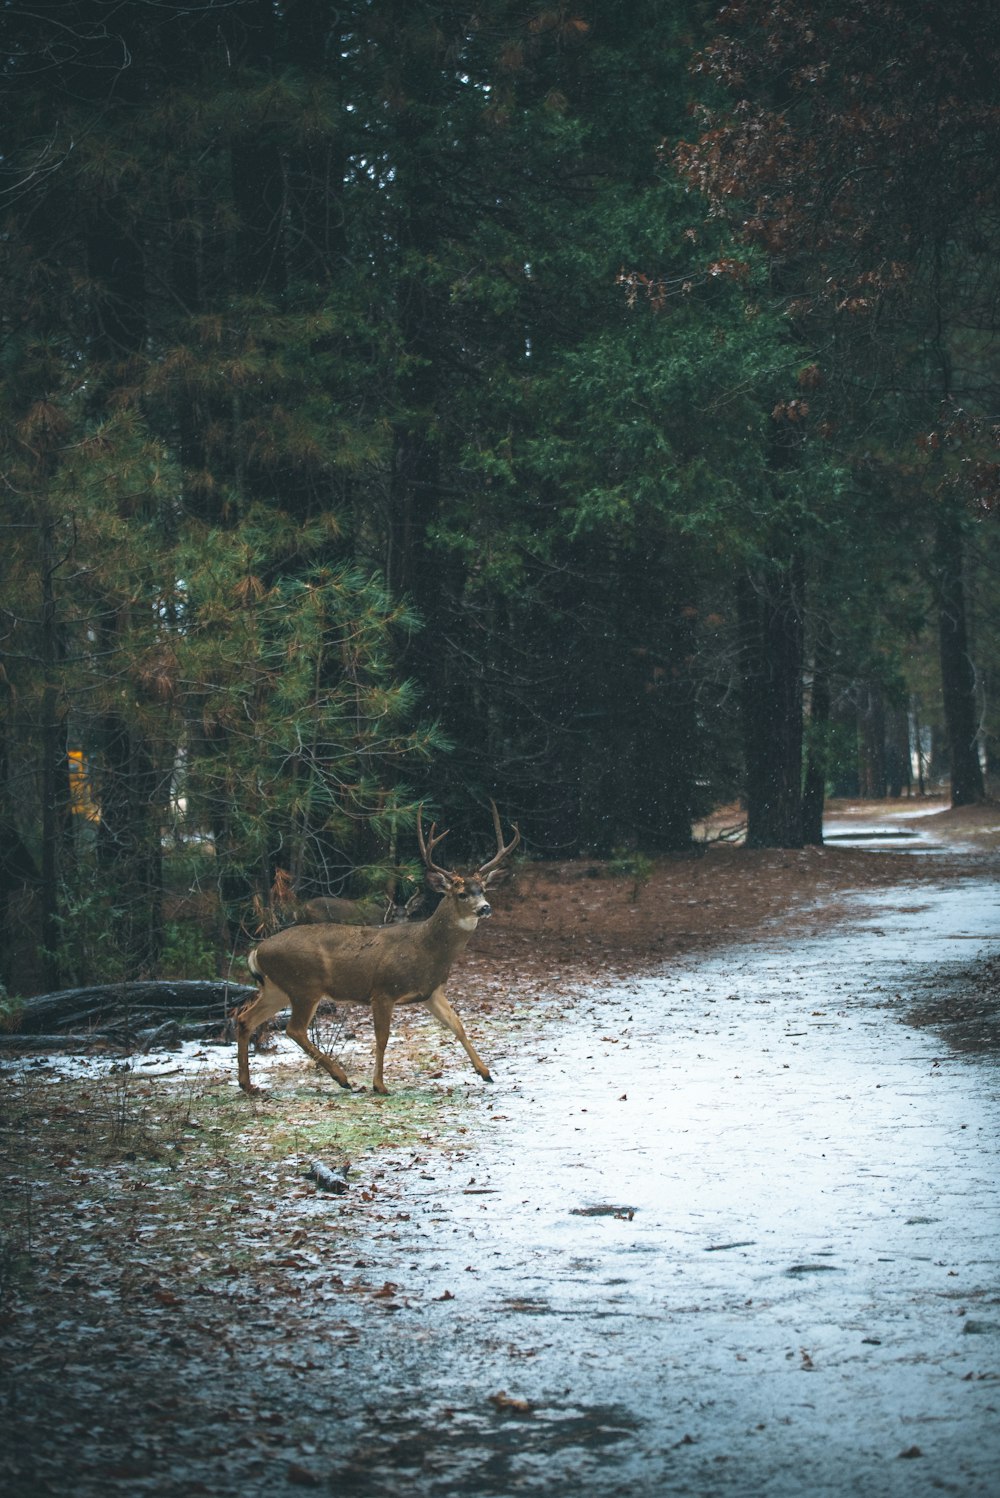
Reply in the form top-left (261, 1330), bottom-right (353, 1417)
top-left (425, 870), bottom-right (453, 894)
top-left (483, 866), bottom-right (511, 889)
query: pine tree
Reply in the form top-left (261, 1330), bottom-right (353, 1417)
top-left (677, 0), bottom-right (1000, 808)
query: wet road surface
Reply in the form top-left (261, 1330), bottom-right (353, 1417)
top-left (5, 865), bottom-right (998, 1498)
top-left (307, 877), bottom-right (1000, 1497)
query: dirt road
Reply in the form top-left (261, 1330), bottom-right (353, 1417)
top-left (328, 877), bottom-right (999, 1496)
top-left (1, 803), bottom-right (998, 1496)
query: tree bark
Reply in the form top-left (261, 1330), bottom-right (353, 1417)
top-left (934, 512), bottom-right (985, 806)
top-left (738, 562), bottom-right (805, 848)
top-left (39, 511), bottom-right (72, 988)
top-left (857, 682), bottom-right (887, 798)
top-left (884, 700), bottom-right (910, 798)
top-left (802, 625), bottom-right (831, 845)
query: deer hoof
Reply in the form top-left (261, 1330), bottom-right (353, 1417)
top-left (481, 1070), bottom-right (494, 1084)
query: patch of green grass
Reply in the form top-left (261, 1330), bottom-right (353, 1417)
top-left (0, 1065), bottom-right (474, 1184)
top-left (256, 1084), bottom-right (469, 1159)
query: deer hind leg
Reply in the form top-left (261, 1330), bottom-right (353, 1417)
top-left (236, 977), bottom-right (291, 1095)
top-left (424, 987), bottom-right (493, 1083)
top-left (285, 998), bottom-right (353, 1091)
top-left (370, 996), bottom-right (395, 1095)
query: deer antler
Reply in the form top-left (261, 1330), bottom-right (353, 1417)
top-left (478, 798), bottom-right (521, 876)
top-left (416, 803), bottom-right (453, 876)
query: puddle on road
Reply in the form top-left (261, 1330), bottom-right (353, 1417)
top-left (323, 878), bottom-right (1000, 1497)
top-left (822, 817), bottom-right (962, 852)
top-left (824, 828), bottom-right (921, 842)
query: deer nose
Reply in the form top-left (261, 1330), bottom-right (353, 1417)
top-left (476, 900), bottom-right (492, 918)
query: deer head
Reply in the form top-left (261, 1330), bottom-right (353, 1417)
top-left (414, 798), bottom-right (520, 924)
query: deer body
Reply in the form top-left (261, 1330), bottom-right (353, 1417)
top-left (294, 894), bottom-right (403, 926)
top-left (236, 806), bottom-right (518, 1096)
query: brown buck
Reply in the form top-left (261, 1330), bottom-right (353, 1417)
top-left (236, 803), bottom-right (520, 1096)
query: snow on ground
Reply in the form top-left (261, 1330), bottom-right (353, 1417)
top-left (2, 810), bottom-right (999, 1496)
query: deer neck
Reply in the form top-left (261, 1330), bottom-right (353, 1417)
top-left (423, 898), bottom-right (481, 957)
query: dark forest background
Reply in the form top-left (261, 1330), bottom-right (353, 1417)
top-left (2, 0), bottom-right (998, 993)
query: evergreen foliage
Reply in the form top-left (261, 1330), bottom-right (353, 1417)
top-left (1, 1), bottom-right (996, 987)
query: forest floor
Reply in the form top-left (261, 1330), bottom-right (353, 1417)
top-left (1, 796), bottom-right (998, 1496)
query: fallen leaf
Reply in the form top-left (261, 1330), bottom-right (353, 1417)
top-left (489, 1391), bottom-right (534, 1414)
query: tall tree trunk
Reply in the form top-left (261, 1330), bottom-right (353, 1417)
top-left (802, 623), bottom-right (831, 845)
top-left (738, 561), bottom-right (805, 848)
top-left (857, 682), bottom-right (887, 798)
top-left (96, 703), bottom-right (164, 973)
top-left (629, 569), bottom-right (698, 851)
top-left (884, 700), bottom-right (910, 798)
top-left (934, 512), bottom-right (984, 806)
top-left (382, 90), bottom-right (465, 731)
top-left (39, 512), bottom-right (72, 988)
top-left (86, 193), bottom-right (164, 971)
top-left (909, 694), bottom-right (927, 795)
top-left (226, 0), bottom-right (287, 302)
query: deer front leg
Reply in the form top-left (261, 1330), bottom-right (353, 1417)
top-left (371, 996), bottom-right (395, 1095)
top-left (286, 999), bottom-right (353, 1091)
top-left (236, 980), bottom-right (289, 1095)
top-left (424, 987), bottom-right (493, 1083)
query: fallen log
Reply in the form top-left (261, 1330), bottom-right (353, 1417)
top-left (0, 1022), bottom-right (268, 1054)
top-left (0, 1033), bottom-right (108, 1051)
top-left (4, 980), bottom-right (257, 1037)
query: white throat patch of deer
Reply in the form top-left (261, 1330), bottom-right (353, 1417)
top-left (236, 803), bottom-right (520, 1097)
